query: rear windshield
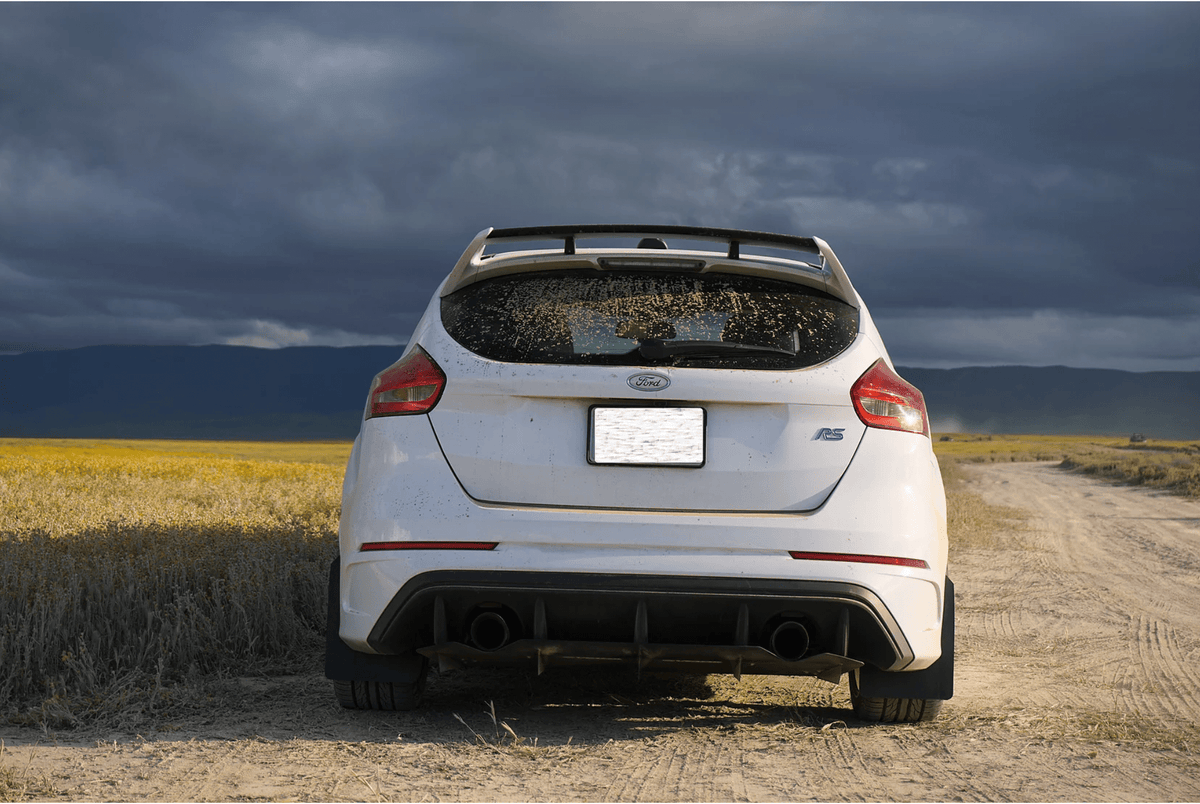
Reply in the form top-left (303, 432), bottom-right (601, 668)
top-left (441, 270), bottom-right (858, 370)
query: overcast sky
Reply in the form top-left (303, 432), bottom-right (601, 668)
top-left (2, 3), bottom-right (1197, 370)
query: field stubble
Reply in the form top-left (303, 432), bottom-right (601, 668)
top-left (936, 432), bottom-right (1200, 498)
top-left (2, 434), bottom-right (1199, 801)
top-left (3, 434), bottom-right (1196, 730)
top-left (0, 440), bottom-right (348, 728)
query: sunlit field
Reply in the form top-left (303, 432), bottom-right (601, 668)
top-left (932, 433), bottom-right (1200, 553)
top-left (0, 439), bottom-right (350, 725)
top-left (1, 433), bottom-right (1196, 728)
top-left (933, 433), bottom-right (1200, 498)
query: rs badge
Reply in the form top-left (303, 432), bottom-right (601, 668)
top-left (813, 428), bottom-right (845, 441)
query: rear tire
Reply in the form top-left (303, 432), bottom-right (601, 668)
top-left (334, 669), bottom-right (427, 711)
top-left (327, 558), bottom-right (429, 711)
top-left (849, 669), bottom-right (943, 723)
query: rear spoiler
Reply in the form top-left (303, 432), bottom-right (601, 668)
top-left (486, 224), bottom-right (821, 256)
top-left (440, 224), bottom-right (859, 305)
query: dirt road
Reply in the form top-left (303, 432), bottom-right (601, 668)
top-left (3, 462), bottom-right (1199, 802)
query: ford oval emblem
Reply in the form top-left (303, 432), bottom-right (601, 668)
top-left (627, 372), bottom-right (670, 392)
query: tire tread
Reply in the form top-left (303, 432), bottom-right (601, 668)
top-left (333, 677), bottom-right (425, 711)
top-left (850, 671), bottom-right (943, 723)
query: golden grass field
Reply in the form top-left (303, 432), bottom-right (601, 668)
top-left (934, 432), bottom-right (1200, 497)
top-left (0, 439), bottom-right (350, 726)
top-left (1, 433), bottom-right (1196, 728)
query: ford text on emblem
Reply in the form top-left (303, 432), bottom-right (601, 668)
top-left (627, 372), bottom-right (670, 392)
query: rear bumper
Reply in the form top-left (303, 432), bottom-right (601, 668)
top-left (338, 414), bottom-right (948, 670)
top-left (366, 569), bottom-right (913, 674)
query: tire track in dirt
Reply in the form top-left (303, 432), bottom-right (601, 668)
top-left (952, 544), bottom-right (1113, 713)
top-left (874, 728), bottom-right (1011, 802)
top-left (597, 728), bottom-right (800, 803)
top-left (1122, 614), bottom-right (1200, 722)
top-left (600, 739), bottom-right (706, 802)
top-left (974, 608), bottom-right (1021, 640)
top-left (789, 724), bottom-right (1019, 802)
top-left (804, 730), bottom-right (887, 802)
top-left (966, 462), bottom-right (1200, 726)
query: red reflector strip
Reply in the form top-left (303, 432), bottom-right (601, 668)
top-left (361, 541), bottom-right (498, 552)
top-left (788, 551), bottom-right (929, 569)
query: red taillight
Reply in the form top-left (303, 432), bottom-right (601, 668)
top-left (788, 550), bottom-right (929, 569)
top-left (850, 359), bottom-right (930, 437)
top-left (360, 541), bottom-right (498, 551)
top-left (367, 347), bottom-right (446, 419)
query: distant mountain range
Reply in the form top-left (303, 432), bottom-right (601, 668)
top-left (899, 365), bottom-right (1200, 441)
top-left (0, 345), bottom-right (400, 440)
top-left (1, 345), bottom-right (1197, 441)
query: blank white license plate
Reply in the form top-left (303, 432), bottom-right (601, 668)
top-left (588, 407), bottom-right (706, 467)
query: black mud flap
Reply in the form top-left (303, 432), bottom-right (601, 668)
top-left (325, 558), bottom-right (426, 684)
top-left (856, 577), bottom-right (954, 700)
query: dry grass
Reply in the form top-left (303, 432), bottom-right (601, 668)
top-left (1060, 450), bottom-right (1200, 498)
top-left (0, 439), bottom-right (347, 728)
top-left (934, 432), bottom-right (1200, 556)
top-left (940, 706), bottom-right (1200, 761)
top-left (938, 460), bottom-right (1028, 552)
top-left (0, 743), bottom-right (59, 802)
top-left (3, 432), bottom-right (1190, 731)
top-left (0, 437), bottom-right (352, 466)
top-left (931, 432), bottom-right (1200, 553)
top-left (964, 707), bottom-right (1200, 756)
top-left (1062, 710), bottom-right (1200, 754)
top-left (935, 433), bottom-right (1200, 498)
top-left (933, 433), bottom-right (1108, 463)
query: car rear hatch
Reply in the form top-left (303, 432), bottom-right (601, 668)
top-left (423, 264), bottom-right (870, 513)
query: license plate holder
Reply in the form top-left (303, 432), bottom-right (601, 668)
top-left (588, 406), bottom-right (706, 467)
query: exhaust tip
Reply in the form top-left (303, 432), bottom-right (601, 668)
top-left (469, 611), bottom-right (512, 651)
top-left (769, 620), bottom-right (810, 661)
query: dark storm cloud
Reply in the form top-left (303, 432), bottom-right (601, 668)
top-left (1, 3), bottom-right (1197, 368)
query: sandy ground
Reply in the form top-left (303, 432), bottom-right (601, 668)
top-left (3, 461), bottom-right (1200, 802)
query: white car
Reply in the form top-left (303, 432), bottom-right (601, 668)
top-left (326, 225), bottom-right (952, 722)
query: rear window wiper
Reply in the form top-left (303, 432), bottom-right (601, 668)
top-left (636, 339), bottom-right (797, 361)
